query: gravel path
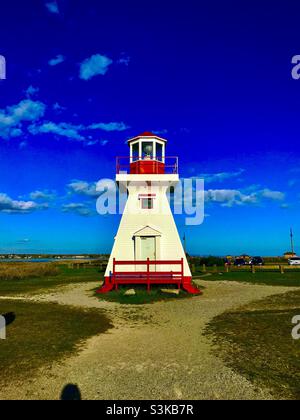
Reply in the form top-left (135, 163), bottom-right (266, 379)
top-left (0, 280), bottom-right (295, 400)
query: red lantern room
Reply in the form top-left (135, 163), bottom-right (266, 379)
top-left (116, 132), bottom-right (178, 175)
top-left (128, 132), bottom-right (166, 174)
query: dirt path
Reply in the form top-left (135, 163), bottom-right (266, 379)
top-left (0, 280), bottom-right (296, 400)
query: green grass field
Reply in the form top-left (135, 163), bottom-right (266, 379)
top-left (0, 265), bottom-right (103, 296)
top-left (0, 299), bottom-right (112, 385)
top-left (0, 262), bottom-right (202, 303)
top-left (199, 271), bottom-right (300, 287)
top-left (1, 262), bottom-right (300, 398)
top-left (205, 290), bottom-right (300, 399)
top-left (1, 262), bottom-right (300, 298)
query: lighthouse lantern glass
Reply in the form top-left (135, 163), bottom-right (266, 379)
top-left (156, 143), bottom-right (163, 162)
top-left (132, 142), bottom-right (139, 162)
top-left (142, 142), bottom-right (153, 159)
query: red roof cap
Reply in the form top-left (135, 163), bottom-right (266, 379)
top-left (138, 131), bottom-right (157, 137)
top-left (127, 131), bottom-right (167, 143)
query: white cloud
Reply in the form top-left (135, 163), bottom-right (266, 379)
top-left (85, 140), bottom-right (99, 146)
top-left (25, 85), bottom-right (39, 98)
top-left (0, 99), bottom-right (46, 140)
top-left (260, 189), bottom-right (285, 201)
top-left (280, 203), bottom-right (290, 209)
top-left (29, 119), bottom-right (129, 142)
top-left (117, 54), bottom-right (130, 66)
top-left (204, 187), bottom-right (285, 207)
top-left (53, 102), bottom-right (66, 112)
top-left (0, 98), bottom-right (128, 143)
top-left (88, 122), bottom-right (129, 131)
top-left (48, 55), bottom-right (65, 66)
top-left (205, 189), bottom-right (251, 207)
top-left (8, 100), bottom-right (45, 121)
top-left (62, 203), bottom-right (93, 216)
top-left (45, 1), bottom-right (59, 14)
top-left (28, 122), bottom-right (85, 141)
top-left (29, 190), bottom-right (56, 201)
top-left (197, 169), bottom-right (245, 183)
top-left (0, 193), bottom-right (48, 214)
top-left (153, 129), bottom-right (168, 136)
top-left (79, 54), bottom-right (113, 80)
top-left (17, 238), bottom-right (31, 244)
top-left (67, 180), bottom-right (99, 198)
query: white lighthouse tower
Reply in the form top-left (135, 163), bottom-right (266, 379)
top-left (98, 132), bottom-right (200, 294)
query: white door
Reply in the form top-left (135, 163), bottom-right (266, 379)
top-left (141, 237), bottom-right (156, 261)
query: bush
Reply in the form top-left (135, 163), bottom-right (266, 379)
top-left (263, 257), bottom-right (286, 264)
top-left (189, 256), bottom-right (225, 267)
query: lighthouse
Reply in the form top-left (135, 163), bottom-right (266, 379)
top-left (98, 132), bottom-right (201, 294)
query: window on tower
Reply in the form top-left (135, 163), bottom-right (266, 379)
top-left (142, 142), bottom-right (153, 159)
top-left (141, 198), bottom-right (154, 209)
top-left (156, 143), bottom-right (163, 161)
top-left (132, 142), bottom-right (139, 161)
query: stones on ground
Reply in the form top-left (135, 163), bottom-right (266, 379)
top-left (161, 288), bottom-right (180, 295)
top-left (124, 289), bottom-right (136, 296)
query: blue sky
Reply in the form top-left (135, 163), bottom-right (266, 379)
top-left (0, 0), bottom-right (300, 255)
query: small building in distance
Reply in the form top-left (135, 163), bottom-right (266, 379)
top-left (284, 251), bottom-right (297, 259)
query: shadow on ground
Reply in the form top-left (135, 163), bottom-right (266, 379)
top-left (60, 384), bottom-right (82, 400)
top-left (2, 312), bottom-right (16, 326)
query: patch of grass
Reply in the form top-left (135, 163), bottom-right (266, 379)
top-left (0, 264), bottom-right (103, 296)
top-left (0, 263), bottom-right (59, 280)
top-left (205, 290), bottom-right (300, 399)
top-left (0, 299), bottom-right (112, 385)
top-left (95, 285), bottom-right (198, 305)
top-left (202, 271), bottom-right (300, 287)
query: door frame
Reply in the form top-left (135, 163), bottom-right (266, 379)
top-left (133, 225), bottom-right (161, 262)
top-left (140, 236), bottom-right (156, 260)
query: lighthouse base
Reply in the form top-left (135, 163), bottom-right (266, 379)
top-left (97, 275), bottom-right (201, 295)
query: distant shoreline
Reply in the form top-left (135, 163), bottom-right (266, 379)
top-left (0, 258), bottom-right (104, 263)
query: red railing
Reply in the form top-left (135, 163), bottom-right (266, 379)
top-left (112, 258), bottom-right (184, 291)
top-left (116, 156), bottom-right (179, 174)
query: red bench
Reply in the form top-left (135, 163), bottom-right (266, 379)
top-left (97, 258), bottom-right (201, 294)
top-left (112, 258), bottom-right (184, 292)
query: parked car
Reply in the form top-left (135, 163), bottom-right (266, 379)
top-left (249, 256), bottom-right (264, 266)
top-left (234, 258), bottom-right (246, 266)
top-left (288, 257), bottom-right (300, 265)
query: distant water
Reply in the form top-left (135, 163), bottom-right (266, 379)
top-left (0, 258), bottom-right (98, 263)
